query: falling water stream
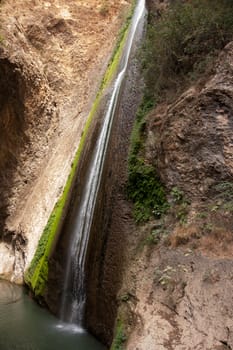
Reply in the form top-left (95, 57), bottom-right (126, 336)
top-left (60, 0), bottom-right (146, 327)
top-left (0, 1), bottom-right (146, 349)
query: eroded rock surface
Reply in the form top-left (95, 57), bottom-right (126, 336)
top-left (147, 42), bottom-right (233, 198)
top-left (0, 0), bottom-right (131, 282)
top-left (123, 42), bottom-right (233, 349)
top-left (126, 248), bottom-right (233, 350)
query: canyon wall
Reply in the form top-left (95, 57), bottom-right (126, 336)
top-left (0, 0), bottom-right (131, 283)
top-left (45, 14), bottom-right (145, 345)
top-left (118, 2), bottom-right (233, 348)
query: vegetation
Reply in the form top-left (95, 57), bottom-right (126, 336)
top-left (144, 226), bottom-right (169, 246)
top-left (110, 321), bottom-right (127, 350)
top-left (214, 181), bottom-right (233, 202)
top-left (25, 4), bottom-right (135, 297)
top-left (169, 187), bottom-right (190, 225)
top-left (142, 0), bottom-right (233, 101)
top-left (127, 0), bottom-right (233, 224)
top-left (127, 97), bottom-right (167, 223)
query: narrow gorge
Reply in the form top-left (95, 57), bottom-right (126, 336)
top-left (1, 0), bottom-right (233, 350)
top-left (0, 0), bottom-right (145, 348)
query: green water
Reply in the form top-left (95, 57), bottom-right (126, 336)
top-left (0, 280), bottom-right (105, 350)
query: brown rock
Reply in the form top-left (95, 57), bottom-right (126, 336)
top-left (148, 42), bottom-right (233, 198)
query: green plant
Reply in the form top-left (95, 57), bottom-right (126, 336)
top-left (111, 321), bottom-right (127, 350)
top-left (176, 202), bottom-right (189, 225)
top-left (202, 223), bottom-right (213, 233)
top-left (144, 227), bottom-right (168, 246)
top-left (214, 181), bottom-right (233, 202)
top-left (210, 204), bottom-right (220, 212)
top-left (171, 187), bottom-right (184, 204)
top-left (127, 97), bottom-right (167, 223)
top-left (120, 293), bottom-right (130, 302)
top-left (169, 187), bottom-right (190, 224)
top-left (196, 212), bottom-right (208, 219)
top-left (128, 159), bottom-right (167, 223)
top-left (142, 0), bottom-right (233, 100)
top-left (223, 202), bottom-right (233, 212)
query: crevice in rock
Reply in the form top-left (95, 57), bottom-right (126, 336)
top-left (9, 229), bottom-right (27, 279)
top-left (184, 293), bottom-right (209, 338)
top-left (219, 340), bottom-right (232, 350)
top-left (160, 301), bottom-right (179, 316)
top-left (0, 58), bottom-right (26, 237)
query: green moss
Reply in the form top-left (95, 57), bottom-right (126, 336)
top-left (100, 6), bottom-right (135, 91)
top-left (24, 3), bottom-right (135, 298)
top-left (127, 96), bottom-right (167, 223)
top-left (110, 320), bottom-right (127, 350)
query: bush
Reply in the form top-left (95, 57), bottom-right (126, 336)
top-left (127, 97), bottom-right (167, 223)
top-left (142, 0), bottom-right (233, 100)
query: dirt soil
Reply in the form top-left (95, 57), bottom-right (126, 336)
top-left (0, 0), bottom-right (131, 283)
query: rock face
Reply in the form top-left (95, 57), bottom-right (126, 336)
top-left (126, 248), bottom-right (233, 350)
top-left (0, 0), bottom-right (131, 283)
top-left (148, 42), bottom-right (233, 198)
top-left (84, 53), bottom-right (143, 346)
top-left (123, 42), bottom-right (233, 349)
top-left (45, 29), bottom-right (144, 345)
top-left (0, 21), bottom-right (58, 282)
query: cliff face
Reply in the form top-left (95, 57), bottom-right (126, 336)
top-left (0, 0), bottom-right (131, 283)
top-left (44, 7), bottom-right (145, 344)
top-left (2, 0), bottom-right (233, 348)
top-left (150, 42), bottom-right (233, 198)
top-left (122, 41), bottom-right (233, 350)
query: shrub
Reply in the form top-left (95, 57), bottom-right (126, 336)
top-left (214, 181), bottom-right (233, 202)
top-left (142, 0), bottom-right (233, 100)
top-left (127, 97), bottom-right (167, 223)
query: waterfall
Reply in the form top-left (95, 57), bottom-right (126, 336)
top-left (60, 0), bottom-right (146, 327)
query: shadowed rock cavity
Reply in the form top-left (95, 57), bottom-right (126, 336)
top-left (0, 59), bottom-right (26, 236)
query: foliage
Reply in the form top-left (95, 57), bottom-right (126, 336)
top-left (24, 6), bottom-right (135, 297)
top-left (128, 159), bottom-right (167, 222)
top-left (169, 186), bottom-right (190, 224)
top-left (142, 0), bottom-right (233, 100)
top-left (127, 97), bottom-right (167, 223)
top-left (170, 187), bottom-right (184, 204)
top-left (100, 7), bottom-right (134, 90)
top-left (144, 227), bottom-right (168, 246)
top-left (214, 181), bottom-right (233, 202)
top-left (119, 293), bottom-right (130, 302)
top-left (110, 321), bottom-right (127, 350)
top-left (176, 202), bottom-right (189, 225)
